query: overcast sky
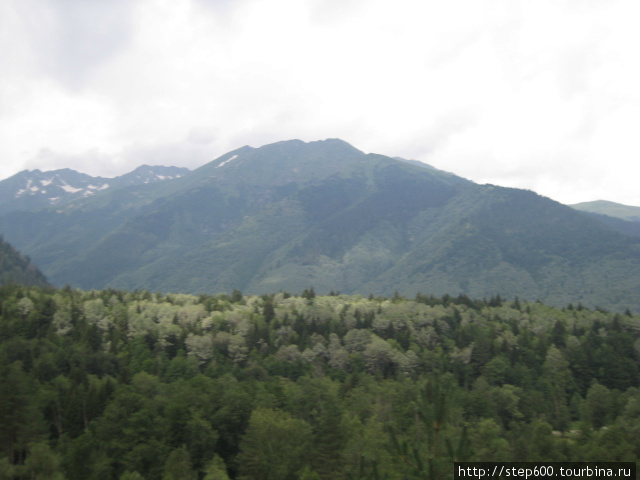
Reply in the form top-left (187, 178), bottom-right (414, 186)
top-left (1, 0), bottom-right (639, 205)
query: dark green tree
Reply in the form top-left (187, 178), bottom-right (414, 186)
top-left (236, 408), bottom-right (313, 480)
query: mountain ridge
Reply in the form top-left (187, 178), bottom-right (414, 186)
top-left (0, 164), bottom-right (190, 214)
top-left (1, 139), bottom-right (639, 312)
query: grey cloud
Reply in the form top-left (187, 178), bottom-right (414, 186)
top-left (307, 0), bottom-right (368, 24)
top-left (24, 138), bottom-right (218, 179)
top-left (421, 110), bottom-right (479, 155)
top-left (193, 0), bottom-right (241, 12)
top-left (425, 30), bottom-right (484, 69)
top-left (187, 127), bottom-right (217, 146)
top-left (17, 0), bottom-right (137, 90)
top-left (191, 0), bottom-right (253, 26)
top-left (117, 140), bottom-right (220, 173)
top-left (27, 147), bottom-right (116, 176)
top-left (554, 40), bottom-right (605, 99)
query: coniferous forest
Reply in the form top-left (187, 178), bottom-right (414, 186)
top-left (1, 284), bottom-right (639, 479)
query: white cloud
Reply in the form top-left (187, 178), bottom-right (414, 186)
top-left (1, 0), bottom-right (639, 205)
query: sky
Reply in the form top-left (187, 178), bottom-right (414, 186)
top-left (1, 0), bottom-right (639, 206)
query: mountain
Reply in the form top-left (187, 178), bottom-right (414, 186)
top-left (0, 165), bottom-right (189, 214)
top-left (394, 157), bottom-right (438, 170)
top-left (571, 200), bottom-right (640, 222)
top-left (569, 200), bottom-right (640, 238)
top-left (1, 139), bottom-right (640, 312)
top-left (0, 236), bottom-right (49, 287)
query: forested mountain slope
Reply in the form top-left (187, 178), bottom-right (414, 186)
top-left (1, 139), bottom-right (640, 312)
top-left (1, 285), bottom-right (639, 478)
top-left (0, 237), bottom-right (49, 287)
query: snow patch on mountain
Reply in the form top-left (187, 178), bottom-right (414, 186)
top-left (216, 155), bottom-right (238, 168)
top-left (1, 165), bottom-right (190, 212)
top-left (60, 184), bottom-right (82, 193)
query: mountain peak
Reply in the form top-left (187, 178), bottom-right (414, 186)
top-left (194, 138), bottom-right (367, 187)
top-left (248, 138), bottom-right (362, 154)
top-left (0, 165), bottom-right (190, 213)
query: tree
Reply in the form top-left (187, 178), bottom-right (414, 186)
top-left (481, 355), bottom-right (510, 385)
top-left (582, 382), bottom-right (611, 429)
top-left (0, 362), bottom-right (43, 468)
top-left (386, 374), bottom-right (469, 479)
top-left (120, 472), bottom-right (144, 480)
top-left (541, 345), bottom-right (572, 430)
top-left (551, 320), bottom-right (566, 347)
top-left (307, 389), bottom-right (348, 479)
top-left (236, 408), bottom-right (313, 480)
top-left (185, 412), bottom-right (219, 472)
top-left (23, 442), bottom-right (65, 480)
top-left (203, 455), bottom-right (231, 480)
top-left (263, 300), bottom-right (275, 324)
top-left (468, 419), bottom-right (510, 461)
top-left (163, 446), bottom-right (197, 480)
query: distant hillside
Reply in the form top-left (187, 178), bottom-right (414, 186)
top-left (569, 200), bottom-right (640, 238)
top-left (571, 200), bottom-right (640, 222)
top-left (1, 139), bottom-right (640, 312)
top-left (0, 165), bottom-right (189, 214)
top-left (0, 236), bottom-right (49, 287)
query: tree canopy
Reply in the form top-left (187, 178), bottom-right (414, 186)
top-left (1, 284), bottom-right (639, 478)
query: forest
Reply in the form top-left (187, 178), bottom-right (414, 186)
top-left (1, 284), bottom-right (639, 479)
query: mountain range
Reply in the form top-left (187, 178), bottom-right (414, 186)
top-left (0, 165), bottom-right (189, 214)
top-left (1, 138), bottom-right (639, 312)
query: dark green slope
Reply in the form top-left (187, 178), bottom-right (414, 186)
top-left (1, 139), bottom-right (640, 311)
top-left (102, 150), bottom-right (470, 295)
top-left (359, 187), bottom-right (640, 311)
top-left (244, 157), bottom-right (468, 294)
top-left (0, 237), bottom-right (49, 287)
